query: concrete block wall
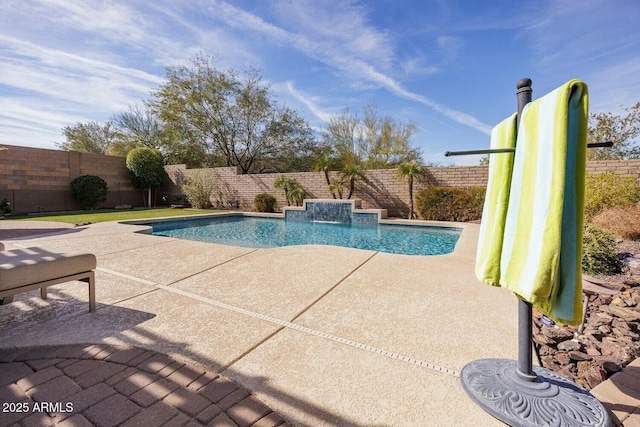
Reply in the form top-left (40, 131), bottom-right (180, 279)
top-left (162, 160), bottom-right (640, 218)
top-left (3, 144), bottom-right (640, 216)
top-left (0, 144), bottom-right (140, 213)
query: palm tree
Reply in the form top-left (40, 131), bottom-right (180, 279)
top-left (287, 182), bottom-right (306, 206)
top-left (396, 160), bottom-right (425, 219)
top-left (329, 178), bottom-right (346, 199)
top-left (340, 164), bottom-right (365, 199)
top-left (273, 176), bottom-right (292, 206)
top-left (273, 176), bottom-right (306, 206)
top-left (313, 156), bottom-right (336, 198)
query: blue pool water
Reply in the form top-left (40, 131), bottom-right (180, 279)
top-left (150, 216), bottom-right (461, 256)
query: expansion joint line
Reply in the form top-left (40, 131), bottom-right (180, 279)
top-left (97, 267), bottom-right (460, 378)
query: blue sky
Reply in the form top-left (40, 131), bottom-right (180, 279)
top-left (1, 0), bottom-right (639, 166)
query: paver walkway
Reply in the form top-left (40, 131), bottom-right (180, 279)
top-left (0, 344), bottom-right (289, 427)
top-left (591, 357), bottom-right (640, 427)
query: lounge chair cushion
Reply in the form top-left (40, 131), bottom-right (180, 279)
top-left (0, 248), bottom-right (97, 291)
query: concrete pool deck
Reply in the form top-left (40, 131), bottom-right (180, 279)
top-left (0, 217), bottom-right (629, 425)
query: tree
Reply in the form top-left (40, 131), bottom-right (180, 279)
top-left (57, 121), bottom-right (119, 154)
top-left (148, 53), bottom-right (316, 173)
top-left (313, 155), bottom-right (338, 198)
top-left (114, 105), bottom-right (164, 149)
top-left (340, 164), bottom-right (365, 199)
top-left (396, 161), bottom-right (425, 219)
top-left (126, 148), bottom-right (165, 207)
top-left (273, 176), bottom-right (306, 206)
top-left (114, 104), bottom-right (209, 167)
top-left (587, 102), bottom-right (640, 160)
top-left (324, 105), bottom-right (420, 169)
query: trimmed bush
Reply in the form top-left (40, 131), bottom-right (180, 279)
top-left (591, 207), bottom-right (640, 241)
top-left (0, 198), bottom-right (11, 214)
top-left (584, 172), bottom-right (640, 219)
top-left (70, 175), bottom-right (108, 209)
top-left (415, 187), bottom-right (486, 222)
top-left (181, 170), bottom-right (216, 209)
top-left (582, 225), bottom-right (621, 275)
top-left (254, 193), bottom-right (277, 212)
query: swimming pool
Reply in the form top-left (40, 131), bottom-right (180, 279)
top-left (149, 215), bottom-right (461, 256)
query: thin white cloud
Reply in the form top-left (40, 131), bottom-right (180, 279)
top-left (200, 0), bottom-right (492, 135)
top-left (1, 37), bottom-right (163, 111)
top-left (284, 81), bottom-right (334, 123)
top-left (271, 0), bottom-right (395, 70)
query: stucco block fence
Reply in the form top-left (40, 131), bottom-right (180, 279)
top-left (2, 144), bottom-right (640, 216)
top-left (162, 159), bottom-right (640, 218)
top-left (0, 144), bottom-right (139, 213)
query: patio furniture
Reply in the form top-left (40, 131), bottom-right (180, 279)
top-left (0, 247), bottom-right (96, 311)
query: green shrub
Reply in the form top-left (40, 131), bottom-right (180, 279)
top-left (0, 198), bottom-right (11, 214)
top-left (582, 225), bottom-right (621, 275)
top-left (584, 172), bottom-right (640, 219)
top-left (254, 193), bottom-right (277, 212)
top-left (181, 170), bottom-right (216, 209)
top-left (415, 187), bottom-right (486, 222)
top-left (273, 176), bottom-right (307, 206)
top-left (70, 175), bottom-right (108, 209)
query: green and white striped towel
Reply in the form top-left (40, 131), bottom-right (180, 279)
top-left (475, 113), bottom-right (517, 286)
top-left (500, 79), bottom-right (589, 325)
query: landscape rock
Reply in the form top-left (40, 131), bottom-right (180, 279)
top-left (577, 361), bottom-right (607, 390)
top-left (540, 326), bottom-right (574, 341)
top-left (532, 276), bottom-right (640, 390)
top-left (608, 304), bottom-right (640, 321)
top-left (557, 340), bottom-right (582, 352)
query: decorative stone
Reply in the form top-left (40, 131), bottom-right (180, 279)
top-left (534, 333), bottom-right (557, 346)
top-left (608, 304), bottom-right (640, 321)
top-left (598, 325), bottom-right (611, 334)
top-left (612, 319), bottom-right (630, 330)
top-left (568, 351), bottom-right (592, 362)
top-left (557, 340), bottom-right (582, 352)
top-left (538, 345), bottom-right (556, 356)
top-left (532, 273), bottom-right (639, 391)
top-left (540, 326), bottom-right (574, 342)
top-left (577, 361), bottom-right (607, 389)
top-left (590, 313), bottom-right (613, 326)
top-left (586, 348), bottom-right (601, 356)
top-left (556, 352), bottom-right (571, 365)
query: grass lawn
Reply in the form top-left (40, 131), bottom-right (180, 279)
top-left (4, 208), bottom-right (223, 225)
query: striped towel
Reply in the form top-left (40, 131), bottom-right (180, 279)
top-left (500, 79), bottom-right (589, 325)
top-left (475, 113), bottom-right (517, 286)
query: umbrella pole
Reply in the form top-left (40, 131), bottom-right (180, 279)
top-left (458, 78), bottom-right (610, 426)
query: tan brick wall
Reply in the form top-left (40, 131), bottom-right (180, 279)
top-left (0, 144), bottom-right (140, 213)
top-left (161, 160), bottom-right (640, 218)
top-left (3, 144), bottom-right (640, 216)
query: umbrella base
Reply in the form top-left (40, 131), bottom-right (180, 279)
top-left (460, 358), bottom-right (611, 426)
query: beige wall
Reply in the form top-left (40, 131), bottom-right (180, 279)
top-left (2, 144), bottom-right (640, 216)
top-left (0, 144), bottom-right (140, 213)
top-left (162, 159), bottom-right (640, 218)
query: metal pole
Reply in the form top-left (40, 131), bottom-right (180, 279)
top-left (443, 141), bottom-right (611, 157)
top-left (515, 78), bottom-right (537, 382)
top-left (459, 78), bottom-right (611, 426)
